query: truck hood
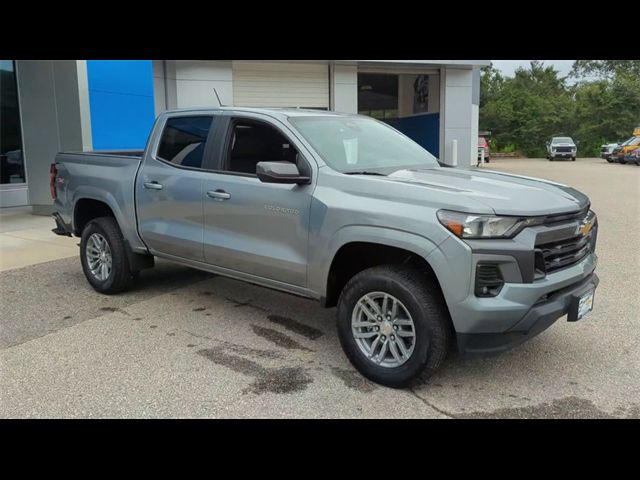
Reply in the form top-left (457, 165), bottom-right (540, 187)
top-left (551, 143), bottom-right (576, 148)
top-left (385, 167), bottom-right (589, 216)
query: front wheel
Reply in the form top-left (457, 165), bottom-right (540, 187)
top-left (336, 265), bottom-right (452, 388)
top-left (80, 216), bottom-right (135, 294)
top-left (572, 157), bottom-right (576, 161)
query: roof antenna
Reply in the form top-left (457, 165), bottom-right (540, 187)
top-left (213, 88), bottom-right (226, 107)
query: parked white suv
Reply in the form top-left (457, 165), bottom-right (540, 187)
top-left (547, 137), bottom-right (577, 161)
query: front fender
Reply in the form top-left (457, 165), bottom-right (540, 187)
top-left (309, 225), bottom-right (440, 297)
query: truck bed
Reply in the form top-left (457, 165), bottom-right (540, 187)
top-left (54, 150), bottom-right (146, 252)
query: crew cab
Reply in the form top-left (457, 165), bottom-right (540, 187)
top-left (51, 108), bottom-right (599, 387)
top-left (547, 136), bottom-right (577, 161)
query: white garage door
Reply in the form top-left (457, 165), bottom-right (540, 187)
top-left (232, 61), bottom-right (329, 109)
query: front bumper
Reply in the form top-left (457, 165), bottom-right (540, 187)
top-left (457, 272), bottom-right (598, 354)
top-left (425, 207), bottom-right (598, 355)
top-left (551, 152), bottom-right (575, 159)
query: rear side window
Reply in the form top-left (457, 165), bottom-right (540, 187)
top-left (157, 116), bottom-right (213, 169)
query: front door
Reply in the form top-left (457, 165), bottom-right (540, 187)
top-left (136, 114), bottom-right (217, 262)
top-left (202, 116), bottom-right (314, 287)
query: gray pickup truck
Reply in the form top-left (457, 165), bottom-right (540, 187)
top-left (52, 108), bottom-right (599, 387)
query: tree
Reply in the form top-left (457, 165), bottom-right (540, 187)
top-left (570, 60), bottom-right (640, 80)
top-left (480, 61), bottom-right (572, 157)
top-left (479, 60), bottom-right (640, 158)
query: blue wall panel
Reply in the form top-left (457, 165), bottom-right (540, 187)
top-left (385, 113), bottom-right (440, 158)
top-left (86, 60), bottom-right (155, 150)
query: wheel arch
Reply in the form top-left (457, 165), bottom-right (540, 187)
top-left (318, 226), bottom-right (443, 308)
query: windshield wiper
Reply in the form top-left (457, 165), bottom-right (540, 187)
top-left (343, 171), bottom-right (387, 176)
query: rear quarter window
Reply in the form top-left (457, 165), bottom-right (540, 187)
top-left (157, 116), bottom-right (213, 169)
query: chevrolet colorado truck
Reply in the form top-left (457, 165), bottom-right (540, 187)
top-left (51, 108), bottom-right (599, 387)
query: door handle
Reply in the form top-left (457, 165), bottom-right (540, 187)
top-left (207, 190), bottom-right (231, 201)
top-left (143, 181), bottom-right (163, 190)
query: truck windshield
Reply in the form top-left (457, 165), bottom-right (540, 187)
top-left (552, 137), bottom-right (574, 144)
top-left (289, 116), bottom-right (439, 174)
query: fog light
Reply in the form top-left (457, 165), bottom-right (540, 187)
top-left (475, 263), bottom-right (504, 297)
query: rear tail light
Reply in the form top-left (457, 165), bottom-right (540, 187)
top-left (475, 263), bottom-right (504, 297)
top-left (50, 163), bottom-right (57, 200)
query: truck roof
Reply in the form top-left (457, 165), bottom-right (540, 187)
top-left (161, 106), bottom-right (354, 119)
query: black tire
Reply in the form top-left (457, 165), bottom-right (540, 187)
top-left (485, 157), bottom-right (490, 163)
top-left (336, 264), bottom-right (452, 388)
top-left (549, 157), bottom-right (554, 161)
top-left (80, 216), bottom-right (134, 294)
top-left (572, 157), bottom-right (576, 161)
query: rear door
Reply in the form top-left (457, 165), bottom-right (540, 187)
top-left (136, 112), bottom-right (220, 262)
top-left (201, 113), bottom-right (315, 287)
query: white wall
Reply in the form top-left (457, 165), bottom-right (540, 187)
top-left (440, 67), bottom-right (475, 168)
top-left (153, 60), bottom-right (233, 113)
top-left (331, 64), bottom-right (357, 113)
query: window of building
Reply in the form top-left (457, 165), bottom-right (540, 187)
top-left (1, 60), bottom-right (26, 185)
top-left (225, 120), bottom-right (301, 175)
top-left (157, 116), bottom-right (213, 169)
top-left (357, 73), bottom-right (399, 120)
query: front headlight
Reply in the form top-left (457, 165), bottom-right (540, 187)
top-left (437, 210), bottom-right (538, 239)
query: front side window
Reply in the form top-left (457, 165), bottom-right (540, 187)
top-left (290, 115), bottom-right (439, 174)
top-left (225, 119), bottom-right (301, 175)
top-left (157, 116), bottom-right (213, 169)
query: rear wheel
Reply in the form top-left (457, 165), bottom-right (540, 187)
top-left (336, 265), bottom-right (452, 388)
top-left (80, 216), bottom-right (135, 294)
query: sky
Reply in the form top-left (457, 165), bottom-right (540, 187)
top-left (491, 60), bottom-right (575, 78)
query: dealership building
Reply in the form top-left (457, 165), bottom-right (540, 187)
top-left (1, 59), bottom-right (488, 212)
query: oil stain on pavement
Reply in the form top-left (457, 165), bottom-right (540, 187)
top-left (250, 325), bottom-right (312, 352)
top-left (460, 396), bottom-right (617, 419)
top-left (197, 347), bottom-right (312, 394)
top-left (224, 296), bottom-right (269, 312)
top-left (267, 314), bottom-right (324, 340)
top-left (330, 366), bottom-right (377, 393)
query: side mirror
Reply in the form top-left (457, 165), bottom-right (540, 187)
top-left (256, 161), bottom-right (310, 185)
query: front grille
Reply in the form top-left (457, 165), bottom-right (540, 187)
top-left (536, 226), bottom-right (596, 273)
top-left (554, 146), bottom-right (573, 153)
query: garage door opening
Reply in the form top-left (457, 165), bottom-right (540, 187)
top-left (357, 72), bottom-right (440, 158)
top-left (233, 61), bottom-right (330, 109)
